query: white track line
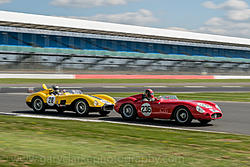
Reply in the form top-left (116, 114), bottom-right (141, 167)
top-left (8, 87), bottom-right (35, 89)
top-left (172, 92), bottom-right (196, 93)
top-left (3, 93), bottom-right (31, 95)
top-left (102, 86), bottom-right (127, 88)
top-left (221, 86), bottom-right (242, 88)
top-left (184, 86), bottom-right (206, 88)
top-left (144, 86), bottom-right (168, 88)
top-left (61, 87), bottom-right (83, 89)
top-left (0, 112), bottom-right (235, 135)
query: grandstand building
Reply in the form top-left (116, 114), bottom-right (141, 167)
top-left (0, 10), bottom-right (250, 73)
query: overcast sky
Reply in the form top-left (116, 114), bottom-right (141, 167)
top-left (0, 0), bottom-right (250, 38)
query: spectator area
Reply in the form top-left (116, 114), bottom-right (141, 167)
top-left (1, 31), bottom-right (250, 63)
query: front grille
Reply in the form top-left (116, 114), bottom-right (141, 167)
top-left (103, 104), bottom-right (114, 111)
top-left (211, 113), bottom-right (222, 119)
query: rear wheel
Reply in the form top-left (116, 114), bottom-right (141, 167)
top-left (175, 107), bottom-right (193, 125)
top-left (31, 96), bottom-right (45, 113)
top-left (120, 104), bottom-right (137, 121)
top-left (199, 120), bottom-right (211, 125)
top-left (74, 100), bottom-right (89, 116)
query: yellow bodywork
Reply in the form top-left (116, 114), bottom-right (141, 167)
top-left (26, 84), bottom-right (115, 108)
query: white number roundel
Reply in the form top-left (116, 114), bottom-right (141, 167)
top-left (47, 96), bottom-right (56, 106)
top-left (141, 103), bottom-right (152, 116)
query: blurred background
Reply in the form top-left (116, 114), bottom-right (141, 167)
top-left (0, 10), bottom-right (250, 75)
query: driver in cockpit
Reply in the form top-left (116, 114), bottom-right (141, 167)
top-left (52, 85), bottom-right (61, 95)
top-left (142, 89), bottom-right (156, 101)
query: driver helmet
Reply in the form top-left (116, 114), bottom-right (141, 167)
top-left (145, 89), bottom-right (154, 99)
top-left (52, 85), bottom-right (60, 94)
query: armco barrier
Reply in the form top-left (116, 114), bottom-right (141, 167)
top-left (214, 76), bottom-right (250, 79)
top-left (0, 74), bottom-right (75, 79)
top-left (1, 74), bottom-right (250, 79)
top-left (75, 74), bottom-right (215, 79)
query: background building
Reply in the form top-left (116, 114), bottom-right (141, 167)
top-left (0, 10), bottom-right (250, 74)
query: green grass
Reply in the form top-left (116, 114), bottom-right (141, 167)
top-left (105, 92), bottom-right (250, 102)
top-left (0, 115), bottom-right (249, 167)
top-left (1, 78), bottom-right (250, 84)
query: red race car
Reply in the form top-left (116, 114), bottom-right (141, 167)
top-left (114, 90), bottom-right (223, 125)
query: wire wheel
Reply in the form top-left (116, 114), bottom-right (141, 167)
top-left (120, 104), bottom-right (137, 121)
top-left (32, 97), bottom-right (45, 113)
top-left (175, 107), bottom-right (192, 125)
top-left (74, 100), bottom-right (89, 116)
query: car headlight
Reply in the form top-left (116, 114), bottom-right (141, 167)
top-left (94, 100), bottom-right (98, 106)
top-left (197, 103), bottom-right (212, 108)
top-left (196, 106), bottom-right (205, 113)
top-left (215, 105), bottom-right (221, 111)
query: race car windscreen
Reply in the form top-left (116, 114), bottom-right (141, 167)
top-left (65, 90), bottom-right (83, 94)
top-left (160, 95), bottom-right (178, 100)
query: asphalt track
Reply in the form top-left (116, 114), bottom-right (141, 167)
top-left (0, 93), bottom-right (250, 135)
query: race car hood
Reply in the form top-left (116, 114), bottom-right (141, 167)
top-left (88, 95), bottom-right (113, 105)
top-left (178, 100), bottom-right (221, 112)
top-left (159, 98), bottom-right (219, 109)
top-left (160, 98), bottom-right (216, 106)
top-left (182, 100), bottom-right (216, 106)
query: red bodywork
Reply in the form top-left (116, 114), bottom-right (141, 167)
top-left (115, 94), bottom-right (223, 121)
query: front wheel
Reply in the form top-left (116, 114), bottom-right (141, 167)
top-left (175, 107), bottom-right (193, 125)
top-left (120, 104), bottom-right (137, 121)
top-left (74, 100), bottom-right (89, 116)
top-left (31, 96), bottom-right (45, 113)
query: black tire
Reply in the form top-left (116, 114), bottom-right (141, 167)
top-left (99, 110), bottom-right (110, 116)
top-left (120, 104), bottom-right (137, 121)
top-left (31, 96), bottom-right (45, 113)
top-left (174, 107), bottom-right (193, 125)
top-left (199, 120), bottom-right (211, 125)
top-left (73, 99), bottom-right (89, 116)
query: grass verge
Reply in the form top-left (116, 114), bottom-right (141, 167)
top-left (0, 115), bottom-right (249, 167)
top-left (1, 78), bottom-right (250, 84)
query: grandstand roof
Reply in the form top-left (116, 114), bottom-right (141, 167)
top-left (0, 10), bottom-right (250, 47)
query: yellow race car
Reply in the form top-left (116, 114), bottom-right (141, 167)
top-left (26, 84), bottom-right (116, 116)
